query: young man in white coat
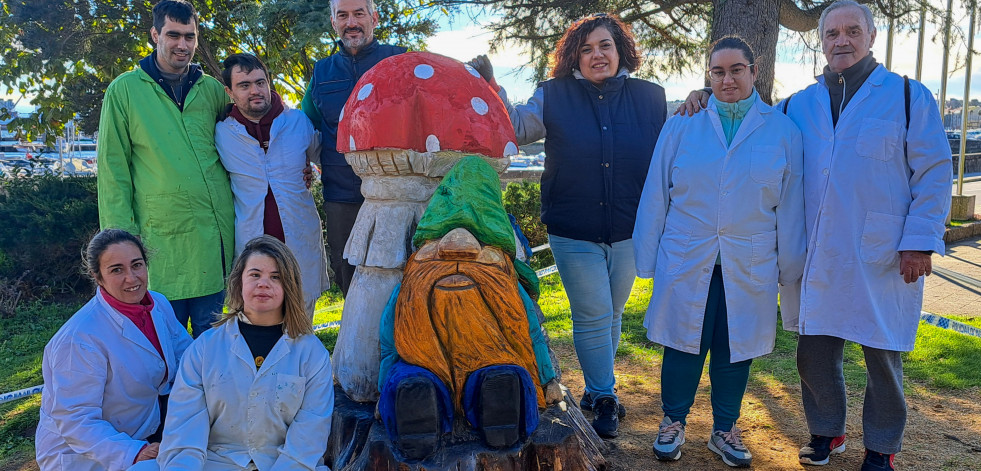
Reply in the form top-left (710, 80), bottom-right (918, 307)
top-left (681, 2), bottom-right (951, 470)
top-left (214, 53), bottom-right (329, 316)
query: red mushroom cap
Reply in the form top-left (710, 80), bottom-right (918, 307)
top-left (337, 52), bottom-right (518, 159)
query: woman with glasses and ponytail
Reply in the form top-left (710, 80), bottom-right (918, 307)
top-left (633, 36), bottom-right (806, 467)
top-left (467, 13), bottom-right (667, 439)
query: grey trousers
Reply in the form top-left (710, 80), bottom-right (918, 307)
top-left (797, 335), bottom-right (906, 454)
top-left (324, 201), bottom-right (362, 297)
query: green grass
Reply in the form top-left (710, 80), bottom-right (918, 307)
top-left (905, 316), bottom-right (981, 388)
top-left (536, 276), bottom-right (981, 393)
top-left (2, 278), bottom-right (980, 467)
top-left (0, 301), bottom-right (77, 463)
top-left (947, 219), bottom-right (977, 227)
top-left (312, 285), bottom-right (345, 351)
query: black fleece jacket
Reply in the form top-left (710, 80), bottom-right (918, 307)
top-left (822, 53), bottom-right (878, 126)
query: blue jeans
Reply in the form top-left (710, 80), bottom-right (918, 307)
top-left (548, 234), bottom-right (636, 401)
top-left (170, 291), bottom-right (225, 338)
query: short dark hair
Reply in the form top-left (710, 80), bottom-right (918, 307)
top-left (83, 229), bottom-right (148, 286)
top-left (709, 36), bottom-right (756, 68)
top-left (550, 13), bottom-right (641, 79)
top-left (221, 53), bottom-right (269, 88)
top-left (152, 0), bottom-right (197, 32)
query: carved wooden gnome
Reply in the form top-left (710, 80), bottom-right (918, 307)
top-left (376, 156), bottom-right (561, 460)
top-left (333, 52), bottom-right (518, 402)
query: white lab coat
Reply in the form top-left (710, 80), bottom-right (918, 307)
top-left (215, 107), bottom-right (329, 315)
top-left (634, 97), bottom-right (806, 362)
top-left (777, 66), bottom-right (951, 351)
top-left (35, 290), bottom-right (191, 471)
top-left (152, 319), bottom-right (333, 470)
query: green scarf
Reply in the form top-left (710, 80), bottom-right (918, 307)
top-left (712, 89), bottom-right (758, 145)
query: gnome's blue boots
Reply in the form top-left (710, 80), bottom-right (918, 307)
top-left (477, 369), bottom-right (524, 448)
top-left (394, 376), bottom-right (441, 460)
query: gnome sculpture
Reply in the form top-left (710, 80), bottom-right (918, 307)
top-left (332, 52), bottom-right (519, 402)
top-left (325, 55), bottom-right (607, 470)
top-left (376, 156), bottom-right (561, 459)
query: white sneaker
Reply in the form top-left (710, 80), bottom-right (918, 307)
top-left (652, 416), bottom-right (685, 461)
top-left (707, 425), bottom-right (752, 468)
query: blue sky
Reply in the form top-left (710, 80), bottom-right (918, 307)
top-left (427, 7), bottom-right (981, 106)
top-left (5, 6), bottom-right (981, 114)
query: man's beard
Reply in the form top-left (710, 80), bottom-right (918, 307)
top-left (245, 98), bottom-right (271, 117)
top-left (340, 28), bottom-right (372, 51)
top-left (394, 255), bottom-right (545, 411)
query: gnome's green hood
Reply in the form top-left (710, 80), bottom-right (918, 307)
top-left (412, 156), bottom-right (539, 296)
top-left (413, 156), bottom-right (516, 256)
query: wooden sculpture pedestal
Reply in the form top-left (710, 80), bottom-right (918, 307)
top-left (325, 385), bottom-right (609, 471)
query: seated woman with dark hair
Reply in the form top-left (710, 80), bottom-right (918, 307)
top-left (140, 235), bottom-right (333, 470)
top-left (36, 229), bottom-right (193, 470)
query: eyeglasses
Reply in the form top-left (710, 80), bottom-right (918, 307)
top-left (706, 63), bottom-right (754, 82)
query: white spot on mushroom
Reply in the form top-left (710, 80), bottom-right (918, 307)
top-left (349, 135), bottom-right (356, 151)
top-left (464, 64), bottom-right (481, 79)
top-left (504, 142), bottom-right (518, 156)
top-left (471, 97), bottom-right (488, 116)
top-left (338, 105), bottom-right (345, 122)
top-left (426, 135), bottom-right (440, 152)
top-left (357, 83), bottom-right (373, 101)
top-left (414, 64), bottom-right (434, 79)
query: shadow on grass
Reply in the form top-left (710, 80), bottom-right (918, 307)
top-left (536, 274), bottom-right (981, 469)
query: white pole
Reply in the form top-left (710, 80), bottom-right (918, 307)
top-left (886, 2), bottom-right (895, 70)
top-left (916, 7), bottom-right (926, 81)
top-left (940, 0), bottom-right (955, 123)
top-left (957, 1), bottom-right (976, 197)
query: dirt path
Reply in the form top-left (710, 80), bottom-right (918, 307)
top-left (5, 349), bottom-right (978, 471)
top-left (551, 340), bottom-right (981, 471)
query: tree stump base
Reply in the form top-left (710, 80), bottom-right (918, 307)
top-left (326, 385), bottom-right (609, 471)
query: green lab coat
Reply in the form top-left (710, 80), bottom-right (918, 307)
top-left (97, 67), bottom-right (234, 301)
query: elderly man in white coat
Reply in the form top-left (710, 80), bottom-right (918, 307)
top-left (681, 2), bottom-right (950, 470)
top-left (786, 3), bottom-right (950, 470)
top-left (214, 53), bottom-right (329, 316)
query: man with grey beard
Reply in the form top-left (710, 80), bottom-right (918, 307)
top-left (300, 0), bottom-right (406, 296)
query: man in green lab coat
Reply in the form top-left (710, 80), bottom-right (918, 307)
top-left (97, 0), bottom-right (234, 337)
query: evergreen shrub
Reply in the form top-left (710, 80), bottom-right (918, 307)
top-left (0, 174), bottom-right (98, 300)
top-left (502, 181), bottom-right (553, 270)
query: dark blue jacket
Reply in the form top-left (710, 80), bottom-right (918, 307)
top-left (305, 40), bottom-right (406, 203)
top-left (541, 75), bottom-right (666, 244)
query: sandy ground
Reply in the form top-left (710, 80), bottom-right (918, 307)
top-left (5, 240), bottom-right (981, 471)
top-left (556, 340), bottom-right (981, 471)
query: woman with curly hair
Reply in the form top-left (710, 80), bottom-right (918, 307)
top-left (469, 13), bottom-right (667, 438)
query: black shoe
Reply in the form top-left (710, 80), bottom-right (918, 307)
top-left (798, 434), bottom-right (846, 465)
top-left (861, 450), bottom-right (895, 471)
top-left (579, 392), bottom-right (626, 418)
top-left (478, 370), bottom-right (523, 448)
top-left (591, 397), bottom-right (619, 438)
top-left (394, 377), bottom-right (440, 460)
